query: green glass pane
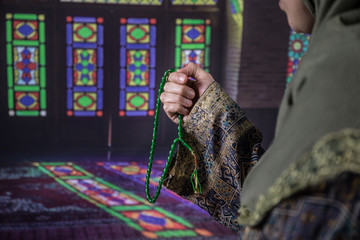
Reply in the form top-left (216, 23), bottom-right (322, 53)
top-left (293, 41), bottom-right (302, 51)
top-left (40, 67), bottom-right (46, 87)
top-left (8, 89), bottom-right (14, 109)
top-left (14, 86), bottom-right (40, 91)
top-left (81, 69), bottom-right (89, 75)
top-left (40, 90), bottom-right (46, 109)
top-left (172, 0), bottom-right (216, 5)
top-left (81, 60), bottom-right (89, 67)
top-left (205, 26), bottom-right (211, 45)
top-left (78, 95), bottom-right (93, 108)
top-left (183, 19), bottom-right (204, 25)
top-left (130, 95), bottom-right (145, 107)
top-left (13, 40), bottom-right (39, 47)
top-left (232, 0), bottom-right (241, 13)
top-left (6, 44), bottom-right (12, 65)
top-left (13, 13), bottom-right (37, 20)
top-left (175, 26), bottom-right (181, 46)
top-left (6, 20), bottom-right (12, 43)
top-left (78, 26), bottom-right (93, 39)
top-left (16, 111), bottom-right (39, 116)
top-left (130, 28), bottom-right (146, 40)
top-left (39, 22), bottom-right (45, 43)
top-left (7, 67), bottom-right (13, 88)
top-left (81, 50), bottom-right (89, 57)
top-left (40, 44), bottom-right (46, 65)
top-left (181, 43), bottom-right (205, 50)
top-left (81, 77), bottom-right (89, 84)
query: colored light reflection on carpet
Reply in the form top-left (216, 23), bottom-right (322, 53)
top-left (98, 161), bottom-right (187, 201)
top-left (45, 164), bottom-right (86, 176)
top-left (33, 162), bottom-right (212, 239)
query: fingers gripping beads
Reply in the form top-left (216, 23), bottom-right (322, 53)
top-left (145, 69), bottom-right (202, 203)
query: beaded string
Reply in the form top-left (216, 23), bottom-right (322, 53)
top-left (145, 69), bottom-right (202, 204)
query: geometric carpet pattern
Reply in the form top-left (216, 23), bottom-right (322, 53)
top-left (0, 158), bottom-right (238, 240)
top-left (99, 161), bottom-right (200, 206)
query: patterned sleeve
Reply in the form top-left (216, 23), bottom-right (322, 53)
top-left (242, 171), bottom-right (360, 240)
top-left (163, 81), bottom-right (264, 233)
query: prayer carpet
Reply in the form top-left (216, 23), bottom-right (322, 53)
top-left (0, 155), bottom-right (238, 240)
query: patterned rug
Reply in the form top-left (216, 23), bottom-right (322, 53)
top-left (0, 155), bottom-right (238, 240)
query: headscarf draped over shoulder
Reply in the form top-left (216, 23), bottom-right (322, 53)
top-left (238, 0), bottom-right (360, 227)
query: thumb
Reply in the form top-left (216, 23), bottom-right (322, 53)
top-left (177, 63), bottom-right (214, 97)
top-left (176, 62), bottom-right (208, 81)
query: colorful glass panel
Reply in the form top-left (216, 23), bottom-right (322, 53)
top-left (60, 0), bottom-right (162, 5)
top-left (6, 13), bottom-right (46, 117)
top-left (228, 0), bottom-right (243, 26)
top-left (66, 16), bottom-right (104, 117)
top-left (119, 18), bottom-right (156, 117)
top-left (175, 18), bottom-right (211, 72)
top-left (172, 0), bottom-right (217, 5)
top-left (34, 162), bottom-right (212, 238)
top-left (286, 30), bottom-right (310, 84)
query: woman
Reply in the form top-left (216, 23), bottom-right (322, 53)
top-left (161, 0), bottom-right (360, 239)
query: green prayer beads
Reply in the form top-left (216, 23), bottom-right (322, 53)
top-left (145, 69), bottom-right (202, 204)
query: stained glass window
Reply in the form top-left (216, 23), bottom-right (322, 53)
top-left (66, 16), bottom-right (104, 117)
top-left (228, 0), bottom-right (243, 26)
top-left (119, 18), bottom-right (156, 117)
top-left (6, 13), bottom-right (47, 117)
top-left (172, 0), bottom-right (217, 5)
top-left (175, 18), bottom-right (211, 72)
top-left (60, 0), bottom-right (162, 5)
top-left (286, 30), bottom-right (310, 84)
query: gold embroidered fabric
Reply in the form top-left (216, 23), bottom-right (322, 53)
top-left (242, 171), bottom-right (360, 239)
top-left (163, 82), bottom-right (263, 232)
top-left (238, 128), bottom-right (360, 227)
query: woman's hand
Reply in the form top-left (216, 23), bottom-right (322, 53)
top-left (160, 63), bottom-right (215, 124)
